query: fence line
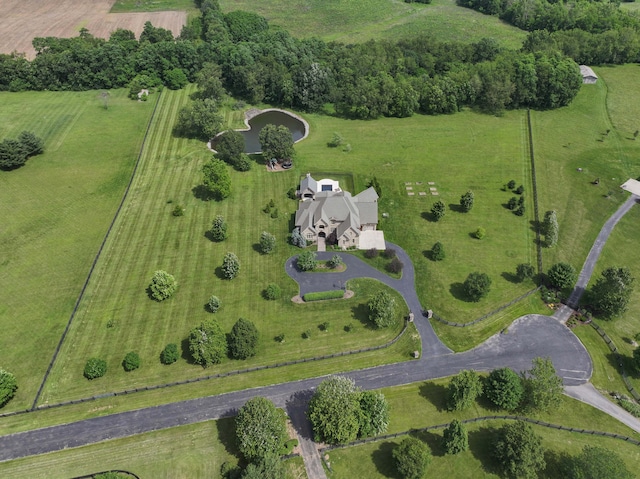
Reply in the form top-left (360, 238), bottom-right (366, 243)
top-left (320, 414), bottom-right (640, 452)
top-left (0, 320), bottom-right (409, 419)
top-left (30, 92), bottom-right (164, 411)
top-left (527, 109), bottom-right (544, 276)
top-left (71, 470), bottom-right (140, 479)
top-left (432, 287), bottom-right (540, 328)
top-left (589, 322), bottom-right (640, 402)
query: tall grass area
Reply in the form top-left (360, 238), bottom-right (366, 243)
top-left (325, 380), bottom-right (640, 478)
top-left (218, 0), bottom-right (526, 48)
top-left (110, 0), bottom-right (198, 13)
top-left (0, 417), bottom-right (305, 479)
top-left (40, 86), bottom-right (409, 405)
top-left (0, 90), bottom-right (154, 411)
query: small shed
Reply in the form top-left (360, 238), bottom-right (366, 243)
top-left (579, 65), bottom-right (598, 84)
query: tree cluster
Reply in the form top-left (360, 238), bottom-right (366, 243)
top-left (367, 290), bottom-right (397, 328)
top-left (0, 3), bottom-right (582, 116)
top-left (259, 124), bottom-right (295, 160)
top-left (589, 266), bottom-right (635, 319)
top-left (0, 368), bottom-right (18, 408)
top-left (542, 210), bottom-right (558, 247)
top-left (0, 131), bottom-right (44, 170)
top-left (308, 375), bottom-right (390, 444)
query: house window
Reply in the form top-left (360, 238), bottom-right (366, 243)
top-left (307, 234), bottom-right (313, 239)
top-left (319, 225), bottom-right (324, 229)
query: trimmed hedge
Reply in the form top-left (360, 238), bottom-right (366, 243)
top-left (303, 290), bottom-right (345, 302)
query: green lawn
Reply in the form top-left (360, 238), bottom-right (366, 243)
top-left (218, 0), bottom-right (526, 48)
top-left (0, 417), bottom-right (305, 479)
top-left (0, 90), bottom-right (154, 411)
top-left (110, 0), bottom-right (197, 13)
top-left (325, 379), bottom-right (640, 478)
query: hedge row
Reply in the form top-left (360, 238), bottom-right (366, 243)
top-left (303, 290), bottom-right (345, 302)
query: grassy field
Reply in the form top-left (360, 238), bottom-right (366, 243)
top-left (218, 0), bottom-right (526, 48)
top-left (38, 85), bottom-right (412, 406)
top-left (110, 0), bottom-right (197, 13)
top-left (325, 380), bottom-right (640, 478)
top-left (0, 90), bottom-right (154, 411)
top-left (0, 417), bottom-right (306, 479)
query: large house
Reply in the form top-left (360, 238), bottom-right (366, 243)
top-left (294, 174), bottom-right (385, 250)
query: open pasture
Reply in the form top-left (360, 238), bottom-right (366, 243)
top-left (0, 0), bottom-right (187, 59)
top-left (0, 90), bottom-right (154, 411)
top-left (218, 0), bottom-right (526, 48)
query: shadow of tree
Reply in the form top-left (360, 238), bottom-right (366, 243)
top-left (192, 184), bottom-right (214, 201)
top-left (421, 211), bottom-right (437, 222)
top-left (180, 336), bottom-right (195, 364)
top-left (214, 266), bottom-right (226, 280)
top-left (540, 449), bottom-right (573, 479)
top-left (449, 282), bottom-right (470, 302)
top-left (351, 303), bottom-right (375, 329)
top-left (371, 441), bottom-right (401, 479)
top-left (216, 417), bottom-right (241, 458)
top-left (419, 381), bottom-right (449, 412)
top-left (448, 203), bottom-right (464, 213)
top-left (413, 429), bottom-right (445, 457)
top-left (468, 426), bottom-right (501, 476)
top-left (423, 250), bottom-right (434, 261)
top-left (501, 272), bottom-right (520, 284)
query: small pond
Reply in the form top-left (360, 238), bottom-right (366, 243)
top-left (239, 109), bottom-right (308, 155)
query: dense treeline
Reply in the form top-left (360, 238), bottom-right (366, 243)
top-left (459, 0), bottom-right (640, 64)
top-left (0, 0), bottom-right (582, 116)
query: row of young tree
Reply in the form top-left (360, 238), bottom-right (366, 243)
top-left (0, 2), bottom-right (582, 116)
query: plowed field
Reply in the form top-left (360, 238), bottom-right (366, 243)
top-left (0, 0), bottom-right (186, 59)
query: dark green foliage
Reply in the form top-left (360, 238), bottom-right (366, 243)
top-left (460, 190), bottom-right (474, 212)
top-left (94, 473), bottom-right (130, 479)
top-left (160, 343), bottom-right (179, 365)
top-left (202, 158), bottom-right (231, 200)
top-left (522, 357), bottom-right (563, 412)
top-left (547, 262), bottom-right (576, 290)
top-left (392, 437), bottom-right (432, 479)
top-left (367, 290), bottom-right (397, 328)
top-left (328, 254), bottom-right (343, 269)
top-left (473, 227), bottom-right (486, 239)
top-left (297, 250), bottom-right (317, 271)
top-left (234, 153), bottom-right (252, 171)
top-left (303, 290), bottom-right (344, 302)
top-left (507, 196), bottom-right (518, 210)
top-left (367, 176), bottom-right (382, 198)
top-left (357, 391), bottom-right (390, 438)
top-left (565, 445), bottom-right (633, 479)
top-left (216, 130), bottom-right (245, 165)
top-left (308, 376), bottom-right (361, 444)
top-left (220, 462), bottom-right (242, 479)
top-left (140, 21), bottom-right (173, 43)
top-left (515, 185), bottom-right (524, 194)
top-left (235, 397), bottom-right (287, 462)
top-left (210, 215), bottom-right (228, 242)
top-left (431, 200), bottom-right (446, 221)
top-left (387, 257), bottom-right (404, 274)
top-left (222, 252), bottom-right (240, 279)
top-left (493, 421), bottom-right (545, 479)
top-left (383, 248), bottom-right (396, 259)
top-left (122, 351), bottom-right (141, 372)
top-left (431, 242), bottom-right (445, 261)
top-left (447, 370), bottom-right (483, 411)
top-left (0, 368), bottom-right (18, 408)
top-left (0, 138), bottom-right (26, 170)
top-left (328, 132), bottom-right (343, 147)
top-left (207, 295), bottom-right (221, 313)
top-left (149, 270), bottom-right (177, 301)
top-left (365, 248), bottom-right (379, 259)
top-left (259, 231), bottom-right (276, 254)
top-left (264, 283), bottom-right (281, 300)
top-left (515, 204), bottom-right (525, 216)
top-left (516, 263), bottom-right (535, 281)
top-left (590, 266), bottom-right (635, 319)
top-left (442, 419), bottom-right (468, 455)
top-left (507, 180), bottom-right (516, 189)
top-left (172, 204), bottom-right (185, 216)
top-left (175, 99), bottom-right (223, 141)
top-left (542, 210), bottom-right (559, 247)
top-left (188, 319), bottom-right (227, 367)
top-left (634, 346), bottom-right (640, 370)
top-left (84, 358), bottom-right (107, 380)
top-left (405, 0), bottom-right (432, 3)
top-left (228, 318), bottom-right (259, 360)
top-left (320, 321), bottom-right (330, 331)
top-left (240, 454), bottom-right (286, 479)
top-left (286, 187), bottom-right (297, 200)
top-left (259, 124), bottom-right (294, 160)
top-left (164, 68), bottom-right (188, 90)
top-left (17, 131), bottom-right (44, 156)
top-left (196, 62), bottom-right (226, 101)
top-left (463, 272), bottom-right (492, 301)
top-left (224, 10), bottom-right (269, 42)
top-left (485, 367), bottom-right (524, 411)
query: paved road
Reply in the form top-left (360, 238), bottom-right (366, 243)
top-left (0, 314), bottom-right (590, 463)
top-left (565, 195), bottom-right (638, 309)
top-left (285, 242), bottom-right (452, 358)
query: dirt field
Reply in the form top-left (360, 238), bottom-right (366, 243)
top-left (0, 0), bottom-right (187, 59)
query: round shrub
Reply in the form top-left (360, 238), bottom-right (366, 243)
top-left (365, 248), bottom-right (379, 259)
top-left (485, 367), bottom-right (524, 411)
top-left (161, 343), bottom-right (179, 365)
top-left (264, 283), bottom-right (281, 300)
top-left (473, 227), bottom-right (486, 239)
top-left (84, 358), bottom-right (107, 380)
top-left (149, 270), bottom-right (177, 301)
top-left (0, 368), bottom-right (18, 408)
top-left (383, 248), bottom-right (396, 259)
top-left (122, 351), bottom-right (141, 372)
top-left (228, 318), bottom-right (260, 360)
top-left (208, 295), bottom-right (221, 313)
top-left (387, 257), bottom-right (404, 274)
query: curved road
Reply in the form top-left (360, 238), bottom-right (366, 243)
top-left (0, 196), bottom-right (638, 473)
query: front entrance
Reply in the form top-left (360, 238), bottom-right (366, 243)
top-left (317, 235), bottom-right (326, 252)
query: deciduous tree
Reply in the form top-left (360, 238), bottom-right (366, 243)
top-left (175, 98), bottom-right (223, 141)
top-left (210, 215), bottom-right (228, 241)
top-left (0, 368), bottom-right (18, 408)
top-left (367, 290), bottom-right (397, 328)
top-left (235, 397), bottom-right (287, 462)
top-left (542, 210), bottom-right (558, 247)
top-left (84, 358), bottom-right (107, 380)
top-left (522, 357), bottom-right (563, 412)
top-left (308, 376), bottom-right (361, 444)
top-left (516, 263), bottom-right (535, 281)
top-left (160, 343), bottom-right (179, 365)
top-left (202, 158), bottom-right (231, 200)
top-left (392, 437), bottom-right (431, 479)
top-left (485, 367), bottom-right (524, 411)
top-left (188, 319), bottom-right (227, 367)
top-left (547, 262), bottom-right (576, 290)
top-left (259, 231), bottom-right (276, 254)
top-left (493, 421), bottom-right (545, 479)
top-left (216, 130), bottom-right (245, 165)
top-left (463, 272), bottom-right (492, 301)
top-left (149, 270), bottom-right (177, 301)
top-left (207, 295), bottom-right (221, 313)
top-left (442, 419), bottom-right (468, 455)
top-left (297, 250), bottom-right (317, 271)
top-left (447, 370), bottom-right (483, 411)
top-left (222, 252), bottom-right (240, 279)
top-left (259, 124), bottom-right (294, 160)
top-left (122, 351), bottom-right (141, 372)
top-left (358, 391), bottom-right (390, 437)
top-left (590, 266), bottom-right (635, 319)
top-left (565, 445), bottom-right (633, 479)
